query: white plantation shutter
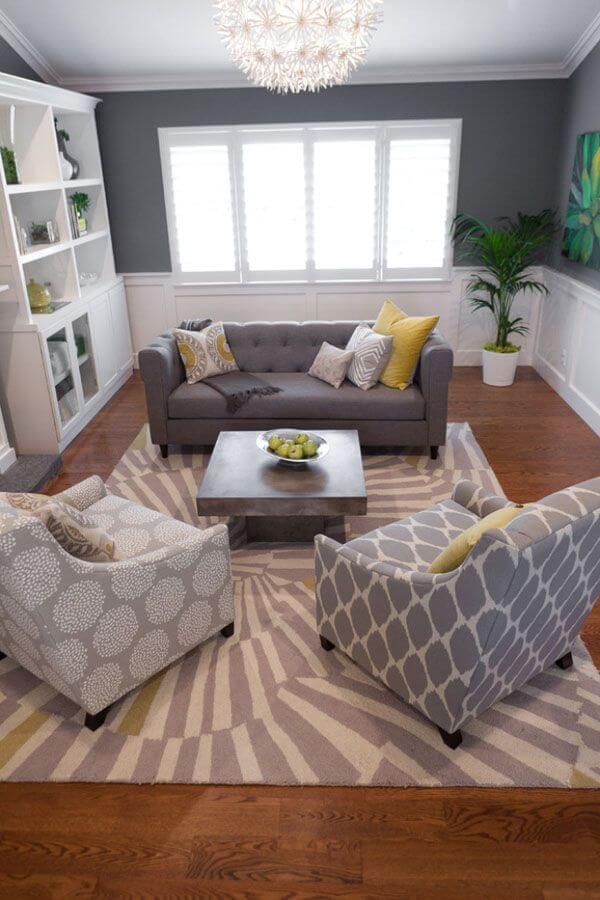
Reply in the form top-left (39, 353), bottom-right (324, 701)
top-left (159, 120), bottom-right (460, 283)
top-left (241, 140), bottom-right (307, 273)
top-left (166, 141), bottom-right (237, 278)
top-left (385, 133), bottom-right (454, 276)
top-left (313, 137), bottom-right (377, 274)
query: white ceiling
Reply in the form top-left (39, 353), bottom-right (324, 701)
top-left (1, 0), bottom-right (600, 91)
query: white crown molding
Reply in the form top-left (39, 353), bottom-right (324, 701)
top-left (0, 9), bottom-right (61, 85)
top-left (562, 10), bottom-right (600, 75)
top-left (2, 8), bottom-right (600, 94)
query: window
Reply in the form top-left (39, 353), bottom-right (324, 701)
top-left (159, 120), bottom-right (461, 283)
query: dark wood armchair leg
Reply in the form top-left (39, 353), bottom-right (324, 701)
top-left (430, 445), bottom-right (439, 460)
top-left (320, 634), bottom-right (335, 651)
top-left (221, 622), bottom-right (234, 638)
top-left (84, 706), bottom-right (111, 731)
top-left (438, 726), bottom-right (463, 749)
top-left (556, 651), bottom-right (573, 670)
top-left (0, 651), bottom-right (6, 661)
top-left (160, 444), bottom-right (169, 459)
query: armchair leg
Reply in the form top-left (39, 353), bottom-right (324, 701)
top-left (221, 622), bottom-right (234, 638)
top-left (430, 445), bottom-right (439, 460)
top-left (556, 651), bottom-right (573, 670)
top-left (0, 651), bottom-right (6, 661)
top-left (84, 706), bottom-right (111, 731)
top-left (438, 726), bottom-right (462, 749)
top-left (160, 444), bottom-right (169, 459)
top-left (320, 634), bottom-right (335, 651)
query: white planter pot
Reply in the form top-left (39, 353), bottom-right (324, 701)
top-left (482, 348), bottom-right (519, 386)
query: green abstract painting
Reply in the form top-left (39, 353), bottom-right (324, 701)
top-left (562, 131), bottom-right (600, 270)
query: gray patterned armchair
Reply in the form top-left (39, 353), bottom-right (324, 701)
top-left (315, 477), bottom-right (600, 748)
top-left (0, 476), bottom-right (235, 730)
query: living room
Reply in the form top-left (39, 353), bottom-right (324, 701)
top-left (0, 0), bottom-right (599, 894)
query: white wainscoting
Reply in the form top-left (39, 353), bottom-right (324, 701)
top-left (122, 268), bottom-right (542, 368)
top-left (534, 267), bottom-right (600, 437)
top-left (122, 266), bottom-right (600, 437)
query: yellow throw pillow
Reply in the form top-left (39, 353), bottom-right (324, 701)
top-left (428, 506), bottom-right (525, 574)
top-left (374, 298), bottom-right (407, 333)
top-left (173, 322), bottom-right (238, 384)
top-left (375, 314), bottom-right (439, 390)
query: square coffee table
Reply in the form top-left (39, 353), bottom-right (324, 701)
top-left (196, 429), bottom-right (367, 542)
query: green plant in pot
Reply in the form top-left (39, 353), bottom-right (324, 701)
top-left (70, 192), bottom-right (90, 237)
top-left (451, 209), bottom-right (557, 386)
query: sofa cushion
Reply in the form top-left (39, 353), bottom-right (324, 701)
top-left (224, 321), bottom-right (361, 373)
top-left (167, 372), bottom-right (425, 421)
top-left (342, 500), bottom-right (479, 572)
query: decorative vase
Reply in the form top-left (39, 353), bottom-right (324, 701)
top-left (482, 348), bottom-right (520, 386)
top-left (56, 131), bottom-right (79, 180)
top-left (26, 278), bottom-right (52, 312)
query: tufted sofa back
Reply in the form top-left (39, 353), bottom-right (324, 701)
top-left (223, 321), bottom-right (362, 373)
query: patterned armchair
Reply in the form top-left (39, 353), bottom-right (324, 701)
top-left (315, 477), bottom-right (600, 748)
top-left (0, 476), bottom-right (235, 729)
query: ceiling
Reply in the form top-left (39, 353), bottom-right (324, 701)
top-left (1, 0), bottom-right (600, 91)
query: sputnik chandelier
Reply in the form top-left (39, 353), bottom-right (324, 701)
top-left (214, 0), bottom-right (383, 93)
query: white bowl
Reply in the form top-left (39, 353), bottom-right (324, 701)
top-left (257, 429), bottom-right (329, 465)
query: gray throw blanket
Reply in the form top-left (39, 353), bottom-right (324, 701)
top-left (203, 371), bottom-right (282, 413)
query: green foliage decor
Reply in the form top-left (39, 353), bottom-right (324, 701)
top-left (70, 192), bottom-right (90, 213)
top-left (1, 146), bottom-right (19, 184)
top-left (563, 131), bottom-right (600, 270)
top-left (451, 210), bottom-right (557, 351)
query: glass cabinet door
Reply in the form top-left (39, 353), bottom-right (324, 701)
top-left (72, 312), bottom-right (99, 404)
top-left (46, 327), bottom-right (80, 428)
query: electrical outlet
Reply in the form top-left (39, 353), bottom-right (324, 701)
top-left (560, 348), bottom-right (567, 368)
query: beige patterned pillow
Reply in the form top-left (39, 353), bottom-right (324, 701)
top-left (0, 492), bottom-right (49, 512)
top-left (173, 322), bottom-right (238, 384)
top-left (308, 341), bottom-right (354, 389)
top-left (346, 324), bottom-right (393, 391)
top-left (33, 500), bottom-right (119, 563)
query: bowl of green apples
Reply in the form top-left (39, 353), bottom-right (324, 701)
top-left (257, 429), bottom-right (329, 465)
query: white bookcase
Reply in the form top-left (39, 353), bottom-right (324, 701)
top-left (0, 73), bottom-right (133, 455)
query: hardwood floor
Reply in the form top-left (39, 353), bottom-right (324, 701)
top-left (2, 366), bottom-right (600, 898)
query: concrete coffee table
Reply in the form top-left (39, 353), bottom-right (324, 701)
top-left (196, 429), bottom-right (367, 542)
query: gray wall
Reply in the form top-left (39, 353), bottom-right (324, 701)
top-left (95, 80), bottom-right (567, 273)
top-left (0, 35), bottom-right (41, 82)
top-left (551, 40), bottom-right (600, 290)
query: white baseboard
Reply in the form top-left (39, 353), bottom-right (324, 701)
top-left (0, 442), bottom-right (16, 474)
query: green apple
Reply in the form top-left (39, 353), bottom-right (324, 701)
top-left (303, 439), bottom-right (318, 458)
top-left (295, 433), bottom-right (309, 444)
top-left (268, 435), bottom-right (283, 451)
top-left (288, 444), bottom-right (304, 460)
top-left (275, 443), bottom-right (290, 458)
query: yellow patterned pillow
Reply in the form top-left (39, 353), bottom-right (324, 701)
top-left (374, 313), bottom-right (439, 390)
top-left (173, 322), bottom-right (238, 384)
top-left (33, 500), bottom-right (120, 563)
top-left (428, 506), bottom-right (525, 574)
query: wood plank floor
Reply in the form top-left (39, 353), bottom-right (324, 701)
top-left (2, 366), bottom-right (600, 899)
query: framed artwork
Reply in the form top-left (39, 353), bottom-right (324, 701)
top-left (562, 131), bottom-right (600, 270)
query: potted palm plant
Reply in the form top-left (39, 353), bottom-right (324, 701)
top-left (451, 209), bottom-right (557, 386)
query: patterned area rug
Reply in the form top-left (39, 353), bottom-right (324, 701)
top-left (1, 423), bottom-right (599, 785)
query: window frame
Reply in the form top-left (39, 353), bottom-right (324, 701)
top-left (158, 119), bottom-right (462, 286)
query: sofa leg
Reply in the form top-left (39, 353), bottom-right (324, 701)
top-left (556, 651), bottom-right (573, 670)
top-left (430, 445), bottom-right (439, 460)
top-left (320, 634), bottom-right (335, 651)
top-left (84, 706), bottom-right (110, 731)
top-left (221, 622), bottom-right (234, 638)
top-left (438, 726), bottom-right (462, 749)
top-left (160, 444), bottom-right (169, 459)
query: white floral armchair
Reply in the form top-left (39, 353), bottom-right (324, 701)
top-left (0, 476), bottom-right (235, 729)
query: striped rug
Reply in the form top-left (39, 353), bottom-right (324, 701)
top-left (1, 423), bottom-right (599, 785)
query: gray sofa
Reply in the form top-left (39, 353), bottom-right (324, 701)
top-left (139, 321), bottom-right (453, 459)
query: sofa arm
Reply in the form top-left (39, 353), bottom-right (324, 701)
top-left (138, 334), bottom-right (185, 445)
top-left (452, 479), bottom-right (514, 518)
top-left (417, 332), bottom-right (453, 448)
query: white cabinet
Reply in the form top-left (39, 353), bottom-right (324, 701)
top-left (108, 282), bottom-right (133, 375)
top-left (89, 292), bottom-right (117, 390)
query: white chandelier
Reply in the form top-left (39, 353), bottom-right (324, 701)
top-left (214, 0), bottom-right (383, 93)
